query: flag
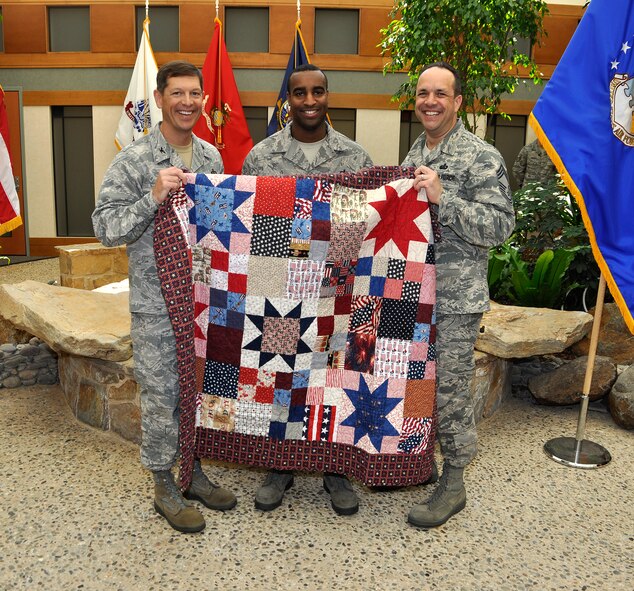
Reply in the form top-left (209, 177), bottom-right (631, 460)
top-left (193, 17), bottom-right (253, 174)
top-left (530, 0), bottom-right (634, 334)
top-left (115, 17), bottom-right (161, 149)
top-left (0, 85), bottom-right (22, 235)
top-left (266, 20), bottom-right (311, 136)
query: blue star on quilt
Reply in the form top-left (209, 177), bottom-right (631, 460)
top-left (186, 174), bottom-right (253, 247)
top-left (341, 375), bottom-right (400, 452)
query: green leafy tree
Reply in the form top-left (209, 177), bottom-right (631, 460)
top-left (380, 0), bottom-right (549, 131)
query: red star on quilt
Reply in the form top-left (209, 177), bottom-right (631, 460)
top-left (365, 184), bottom-right (429, 257)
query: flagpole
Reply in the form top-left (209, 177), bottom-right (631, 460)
top-left (145, 0), bottom-right (149, 19)
top-left (543, 273), bottom-right (612, 468)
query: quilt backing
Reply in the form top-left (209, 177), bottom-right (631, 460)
top-left (153, 166), bottom-right (438, 489)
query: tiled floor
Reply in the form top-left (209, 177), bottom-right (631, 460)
top-left (1, 384), bottom-right (632, 591)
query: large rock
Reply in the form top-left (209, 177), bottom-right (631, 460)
top-left (572, 303), bottom-right (634, 365)
top-left (477, 302), bottom-right (592, 358)
top-left (528, 355), bottom-right (617, 405)
top-left (473, 351), bottom-right (512, 420)
top-left (609, 365), bottom-right (634, 429)
top-left (0, 280), bottom-right (131, 361)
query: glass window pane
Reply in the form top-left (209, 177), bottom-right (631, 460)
top-left (49, 7), bottom-right (90, 52)
top-left (136, 6), bottom-right (179, 52)
top-left (225, 8), bottom-right (269, 53)
top-left (487, 114), bottom-right (527, 190)
top-left (244, 107), bottom-right (268, 146)
top-left (315, 9), bottom-right (358, 55)
top-left (328, 108), bottom-right (356, 141)
top-left (399, 111), bottom-right (424, 164)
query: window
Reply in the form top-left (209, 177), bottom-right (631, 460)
top-left (508, 36), bottom-right (532, 60)
top-left (315, 9), bottom-right (359, 55)
top-left (136, 6), bottom-right (179, 52)
top-left (399, 111), bottom-right (424, 164)
top-left (52, 107), bottom-right (95, 237)
top-left (225, 8), bottom-right (269, 53)
top-left (49, 7), bottom-right (90, 52)
top-left (328, 109), bottom-right (356, 141)
top-left (486, 114), bottom-right (527, 190)
top-left (244, 107), bottom-right (268, 146)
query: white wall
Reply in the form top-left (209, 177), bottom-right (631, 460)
top-left (92, 106), bottom-right (121, 202)
top-left (356, 109), bottom-right (401, 166)
top-left (23, 107), bottom-right (56, 238)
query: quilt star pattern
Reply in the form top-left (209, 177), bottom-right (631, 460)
top-left (153, 166), bottom-right (438, 489)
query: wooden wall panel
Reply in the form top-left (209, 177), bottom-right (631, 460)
top-left (269, 5), bottom-right (314, 55)
top-left (359, 7), bottom-right (391, 58)
top-left (533, 13), bottom-right (582, 65)
top-left (3, 5), bottom-right (47, 54)
top-left (91, 5), bottom-right (135, 53)
top-left (180, 3), bottom-right (215, 54)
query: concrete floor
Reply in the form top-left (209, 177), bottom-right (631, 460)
top-left (1, 383), bottom-right (632, 591)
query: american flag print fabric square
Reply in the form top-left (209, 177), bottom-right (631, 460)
top-left (154, 167), bottom-right (438, 489)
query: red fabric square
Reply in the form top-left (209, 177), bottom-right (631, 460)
top-left (291, 388), bottom-right (307, 406)
top-left (404, 261), bottom-right (425, 281)
top-left (228, 273), bottom-right (247, 293)
top-left (212, 250), bottom-right (229, 271)
top-left (318, 315), bottom-right (335, 336)
top-left (239, 367), bottom-right (258, 385)
top-left (206, 324), bottom-right (242, 365)
top-left (254, 177), bottom-right (296, 218)
top-left (312, 220), bottom-right (330, 241)
top-left (275, 371), bottom-right (293, 389)
top-left (384, 278), bottom-right (403, 299)
top-left (334, 294), bottom-right (352, 315)
top-left (255, 385), bottom-right (274, 403)
top-left (416, 303), bottom-right (434, 324)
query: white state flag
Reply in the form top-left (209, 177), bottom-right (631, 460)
top-left (115, 18), bottom-right (162, 149)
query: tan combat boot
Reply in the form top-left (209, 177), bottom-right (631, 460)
top-left (407, 462), bottom-right (466, 528)
top-left (153, 470), bottom-right (205, 533)
top-left (184, 460), bottom-right (237, 511)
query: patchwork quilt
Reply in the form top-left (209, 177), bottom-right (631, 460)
top-left (153, 166), bottom-right (438, 489)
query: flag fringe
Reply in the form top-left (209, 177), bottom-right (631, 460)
top-left (529, 112), bottom-right (634, 334)
top-left (0, 214), bottom-right (23, 236)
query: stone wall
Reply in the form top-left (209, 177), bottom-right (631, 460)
top-left (57, 243), bottom-right (128, 290)
top-left (0, 337), bottom-right (58, 389)
top-left (58, 353), bottom-right (141, 444)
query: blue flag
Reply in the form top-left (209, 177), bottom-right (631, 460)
top-left (266, 21), bottom-right (310, 137)
top-left (530, 0), bottom-right (634, 333)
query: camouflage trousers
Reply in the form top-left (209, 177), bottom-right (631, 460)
top-left (130, 313), bottom-right (180, 471)
top-left (435, 312), bottom-right (483, 468)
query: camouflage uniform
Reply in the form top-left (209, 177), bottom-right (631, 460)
top-left (512, 140), bottom-right (557, 188)
top-left (402, 120), bottom-right (515, 467)
top-left (242, 123), bottom-right (373, 175)
top-left (92, 124), bottom-right (223, 471)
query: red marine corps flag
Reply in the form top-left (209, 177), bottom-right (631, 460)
top-left (193, 16), bottom-right (253, 174)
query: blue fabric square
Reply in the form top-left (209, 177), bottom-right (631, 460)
top-left (269, 421), bottom-right (287, 440)
top-left (369, 275), bottom-right (386, 296)
top-left (274, 389), bottom-right (291, 406)
top-left (292, 369), bottom-right (310, 389)
top-left (227, 291), bottom-right (245, 314)
top-left (408, 361), bottom-right (427, 380)
top-left (288, 405), bottom-right (306, 422)
top-left (312, 201), bottom-right (330, 221)
top-left (356, 257), bottom-right (373, 277)
top-left (413, 322), bottom-right (431, 343)
top-left (210, 288), bottom-right (227, 308)
top-left (209, 306), bottom-right (227, 327)
top-left (193, 186), bottom-right (235, 233)
top-left (226, 310), bottom-right (244, 330)
top-left (292, 218), bottom-right (312, 241)
top-left (296, 178), bottom-right (315, 199)
top-left (202, 359), bottom-right (239, 398)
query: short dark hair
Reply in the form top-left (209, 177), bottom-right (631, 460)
top-left (420, 61), bottom-right (463, 96)
top-left (287, 64), bottom-right (329, 94)
top-left (156, 61), bottom-right (203, 93)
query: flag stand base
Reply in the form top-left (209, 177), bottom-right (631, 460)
top-left (543, 436), bottom-right (611, 469)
